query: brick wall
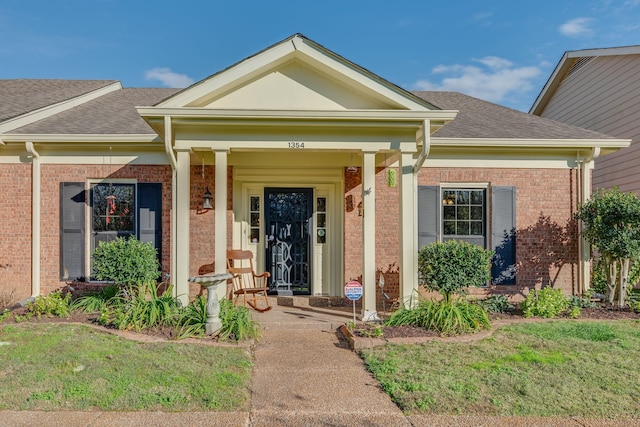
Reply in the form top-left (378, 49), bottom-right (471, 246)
top-left (344, 166), bottom-right (580, 306)
top-left (420, 168), bottom-right (579, 298)
top-left (188, 165), bottom-right (233, 299)
top-left (38, 164), bottom-right (172, 295)
top-left (0, 164), bottom-right (33, 303)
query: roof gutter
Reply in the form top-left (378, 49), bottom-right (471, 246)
top-left (413, 119), bottom-right (430, 173)
top-left (25, 141), bottom-right (41, 297)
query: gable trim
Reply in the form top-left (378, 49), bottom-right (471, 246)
top-left (155, 34), bottom-right (436, 111)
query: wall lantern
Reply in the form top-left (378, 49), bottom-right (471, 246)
top-left (202, 187), bottom-right (213, 210)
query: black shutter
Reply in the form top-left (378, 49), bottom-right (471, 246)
top-left (60, 182), bottom-right (85, 281)
top-left (418, 186), bottom-right (439, 249)
top-left (491, 186), bottom-right (516, 284)
top-left (137, 183), bottom-right (162, 263)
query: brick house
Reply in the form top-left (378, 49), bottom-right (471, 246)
top-left (0, 34), bottom-right (628, 318)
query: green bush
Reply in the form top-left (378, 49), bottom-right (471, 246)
top-left (26, 291), bottom-right (71, 318)
top-left (521, 287), bottom-right (570, 318)
top-left (475, 295), bottom-right (513, 313)
top-left (217, 299), bottom-right (261, 341)
top-left (419, 240), bottom-right (493, 301)
top-left (386, 297), bottom-right (490, 336)
top-left (92, 237), bottom-right (160, 286)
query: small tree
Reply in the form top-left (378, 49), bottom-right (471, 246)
top-left (92, 237), bottom-right (161, 286)
top-left (418, 240), bottom-right (493, 302)
top-left (575, 188), bottom-right (640, 307)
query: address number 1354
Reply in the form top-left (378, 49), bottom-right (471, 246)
top-left (288, 142), bottom-right (305, 148)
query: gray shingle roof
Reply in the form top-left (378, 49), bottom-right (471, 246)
top-left (0, 79), bottom-right (118, 123)
top-left (413, 91), bottom-right (616, 140)
top-left (12, 87), bottom-right (180, 134)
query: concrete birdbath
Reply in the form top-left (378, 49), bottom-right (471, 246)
top-left (188, 272), bottom-right (232, 335)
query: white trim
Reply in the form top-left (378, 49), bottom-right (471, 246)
top-left (432, 137), bottom-right (629, 149)
top-left (139, 107), bottom-right (457, 122)
top-left (1, 134), bottom-right (159, 143)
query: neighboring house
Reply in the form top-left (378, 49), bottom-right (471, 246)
top-left (0, 34), bottom-right (629, 318)
top-left (530, 45), bottom-right (640, 195)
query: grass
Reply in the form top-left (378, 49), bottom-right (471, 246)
top-left (361, 320), bottom-right (640, 418)
top-left (0, 323), bottom-right (252, 411)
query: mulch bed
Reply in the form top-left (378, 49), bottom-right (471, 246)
top-left (353, 303), bottom-right (640, 340)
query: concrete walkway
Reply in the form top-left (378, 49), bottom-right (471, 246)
top-left (0, 298), bottom-right (635, 426)
top-left (249, 300), bottom-right (410, 426)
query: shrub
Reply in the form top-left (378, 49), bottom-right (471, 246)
top-left (217, 299), bottom-right (261, 341)
top-left (419, 240), bottom-right (493, 301)
top-left (386, 297), bottom-right (490, 337)
top-left (475, 295), bottom-right (513, 313)
top-left (520, 287), bottom-right (570, 318)
top-left (92, 237), bottom-right (160, 286)
top-left (26, 291), bottom-right (71, 318)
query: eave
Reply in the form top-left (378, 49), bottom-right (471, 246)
top-left (0, 133), bottom-right (160, 144)
top-left (432, 137), bottom-right (630, 154)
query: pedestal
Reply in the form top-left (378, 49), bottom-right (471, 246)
top-left (188, 272), bottom-right (232, 336)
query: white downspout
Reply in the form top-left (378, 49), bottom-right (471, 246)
top-left (25, 141), bottom-right (41, 297)
top-left (164, 116), bottom-right (178, 295)
top-left (578, 147), bottom-right (601, 294)
top-left (413, 120), bottom-right (431, 174)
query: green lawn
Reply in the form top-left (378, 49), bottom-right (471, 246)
top-left (0, 323), bottom-right (252, 411)
top-left (361, 320), bottom-right (640, 417)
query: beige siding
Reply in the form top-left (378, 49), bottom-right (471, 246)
top-left (539, 54), bottom-right (640, 194)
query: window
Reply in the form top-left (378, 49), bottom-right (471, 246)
top-left (60, 182), bottom-right (162, 281)
top-left (418, 185), bottom-right (516, 284)
top-left (316, 197), bottom-right (327, 244)
top-left (250, 195), bottom-right (260, 243)
top-left (442, 189), bottom-right (485, 246)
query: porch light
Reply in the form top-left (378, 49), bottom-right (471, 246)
top-left (202, 187), bottom-right (213, 210)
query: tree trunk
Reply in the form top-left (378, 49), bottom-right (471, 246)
top-left (618, 258), bottom-right (630, 308)
top-left (606, 258), bottom-right (617, 305)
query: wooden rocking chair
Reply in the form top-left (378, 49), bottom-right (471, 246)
top-left (226, 249), bottom-right (272, 312)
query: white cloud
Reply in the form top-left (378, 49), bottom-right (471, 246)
top-left (411, 57), bottom-right (541, 105)
top-left (559, 17), bottom-right (595, 38)
top-left (144, 67), bottom-right (194, 88)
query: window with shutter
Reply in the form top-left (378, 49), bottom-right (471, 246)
top-left (417, 184), bottom-right (516, 285)
top-left (60, 181), bottom-right (162, 281)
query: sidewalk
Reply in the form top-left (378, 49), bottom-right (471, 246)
top-left (0, 299), bottom-right (634, 426)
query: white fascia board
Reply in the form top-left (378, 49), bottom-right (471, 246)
top-left (432, 137), bottom-right (631, 149)
top-left (0, 82), bottom-right (122, 133)
top-left (292, 37), bottom-right (432, 111)
top-left (1, 133), bottom-right (159, 144)
top-left (137, 107), bottom-right (457, 122)
top-left (566, 45), bottom-right (640, 58)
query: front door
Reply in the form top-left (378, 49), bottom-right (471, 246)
top-left (264, 188), bottom-right (312, 294)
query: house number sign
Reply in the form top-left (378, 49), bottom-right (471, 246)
top-left (288, 142), bottom-right (305, 148)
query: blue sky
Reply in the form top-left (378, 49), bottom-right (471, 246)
top-left (1, 0), bottom-right (639, 111)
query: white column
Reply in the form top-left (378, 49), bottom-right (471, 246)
top-left (214, 150), bottom-right (228, 301)
top-left (399, 152), bottom-right (418, 305)
top-left (361, 151), bottom-right (377, 320)
top-left (175, 149), bottom-right (191, 305)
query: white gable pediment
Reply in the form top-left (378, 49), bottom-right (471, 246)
top-left (157, 34), bottom-right (435, 112)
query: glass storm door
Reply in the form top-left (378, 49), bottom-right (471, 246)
top-left (264, 188), bottom-right (312, 294)
top-left (90, 183), bottom-right (135, 278)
